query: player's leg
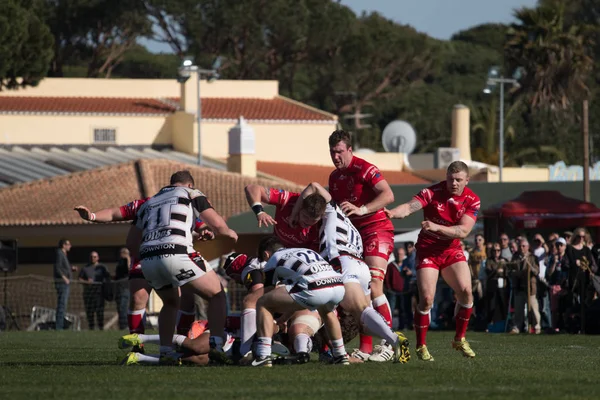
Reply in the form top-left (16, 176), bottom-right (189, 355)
top-left (414, 265), bottom-right (439, 361)
top-left (254, 286), bottom-right (304, 366)
top-left (182, 255), bottom-right (228, 356)
top-left (441, 260), bottom-right (476, 358)
top-left (176, 285), bottom-right (196, 336)
top-left (154, 285), bottom-right (181, 362)
top-left (363, 230), bottom-right (395, 356)
top-left (128, 277), bottom-right (151, 336)
top-left (316, 286), bottom-right (349, 364)
top-left (240, 289), bottom-right (263, 357)
top-left (287, 310), bottom-right (319, 362)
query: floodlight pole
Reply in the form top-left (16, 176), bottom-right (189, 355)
top-left (486, 76), bottom-right (517, 183)
top-left (179, 64), bottom-right (218, 166)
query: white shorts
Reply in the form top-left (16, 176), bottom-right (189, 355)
top-left (286, 282), bottom-right (345, 312)
top-left (141, 253), bottom-right (208, 289)
top-left (337, 255), bottom-right (371, 296)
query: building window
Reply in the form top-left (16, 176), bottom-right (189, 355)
top-left (93, 128), bottom-right (116, 143)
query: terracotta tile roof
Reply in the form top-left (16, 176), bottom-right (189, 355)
top-left (256, 161), bottom-right (431, 186)
top-left (0, 96), bottom-right (337, 121)
top-left (0, 97), bottom-right (176, 115)
top-left (0, 159), bottom-right (303, 227)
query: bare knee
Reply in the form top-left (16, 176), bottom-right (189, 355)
top-left (131, 288), bottom-right (149, 309)
top-left (456, 287), bottom-right (472, 304)
top-left (419, 294), bottom-right (435, 312)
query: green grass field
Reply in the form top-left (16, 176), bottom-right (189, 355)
top-left (0, 330), bottom-right (598, 400)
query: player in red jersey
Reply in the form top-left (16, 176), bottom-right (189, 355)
top-left (243, 184), bottom-right (325, 251)
top-left (74, 201), bottom-right (213, 341)
top-left (385, 161), bottom-right (479, 361)
top-left (327, 130), bottom-right (396, 360)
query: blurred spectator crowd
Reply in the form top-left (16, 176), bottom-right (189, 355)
top-left (385, 228), bottom-right (600, 335)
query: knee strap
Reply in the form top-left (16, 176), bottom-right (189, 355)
top-left (369, 266), bottom-right (386, 282)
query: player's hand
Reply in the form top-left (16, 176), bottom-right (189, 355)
top-left (340, 201), bottom-right (367, 217)
top-left (257, 212), bottom-right (277, 228)
top-left (194, 228), bottom-right (215, 241)
top-left (74, 205), bottom-right (93, 220)
top-left (384, 207), bottom-right (395, 219)
top-left (421, 220), bottom-right (440, 232)
top-left (227, 229), bottom-right (239, 242)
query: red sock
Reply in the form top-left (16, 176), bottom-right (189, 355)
top-left (176, 311), bottom-right (196, 336)
top-left (359, 334), bottom-right (373, 353)
top-left (128, 309), bottom-right (145, 334)
top-left (414, 310), bottom-right (430, 347)
top-left (372, 295), bottom-right (392, 328)
top-left (454, 304), bottom-right (473, 341)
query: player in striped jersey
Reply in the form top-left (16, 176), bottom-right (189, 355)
top-left (249, 242), bottom-right (349, 367)
top-left (128, 170), bottom-right (238, 365)
top-left (290, 182), bottom-right (410, 363)
top-left (223, 236), bottom-right (324, 365)
top-left (74, 200), bottom-right (213, 339)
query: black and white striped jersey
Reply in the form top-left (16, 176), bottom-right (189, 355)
top-left (264, 248), bottom-right (342, 289)
top-left (135, 186), bottom-right (213, 257)
top-left (319, 202), bottom-right (363, 261)
top-left (241, 258), bottom-right (265, 290)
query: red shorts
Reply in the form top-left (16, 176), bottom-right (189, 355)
top-left (128, 262), bottom-right (145, 280)
top-left (416, 247), bottom-right (467, 271)
top-left (361, 229), bottom-right (395, 260)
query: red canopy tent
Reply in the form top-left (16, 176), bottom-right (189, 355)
top-left (483, 191), bottom-right (600, 233)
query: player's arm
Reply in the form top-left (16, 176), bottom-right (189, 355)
top-left (290, 182), bottom-right (332, 224)
top-left (422, 214), bottom-right (476, 239)
top-left (244, 184), bottom-right (277, 227)
top-left (199, 208), bottom-right (238, 242)
top-left (385, 198), bottom-right (424, 219)
top-left (74, 205), bottom-right (124, 223)
top-left (341, 173), bottom-right (394, 217)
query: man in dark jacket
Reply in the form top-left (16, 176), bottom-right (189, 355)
top-left (53, 238), bottom-right (74, 330)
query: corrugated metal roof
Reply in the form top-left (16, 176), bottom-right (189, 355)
top-left (0, 146), bottom-right (228, 186)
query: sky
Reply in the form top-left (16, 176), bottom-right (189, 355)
top-left (143, 0), bottom-right (539, 53)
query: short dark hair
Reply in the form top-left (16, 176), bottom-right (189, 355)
top-left (58, 238), bottom-right (69, 248)
top-left (328, 130), bottom-right (352, 148)
top-left (301, 193), bottom-right (327, 219)
top-left (404, 241), bottom-right (414, 251)
top-left (258, 236), bottom-right (284, 261)
top-left (170, 170), bottom-right (195, 186)
top-left (447, 161), bottom-right (469, 175)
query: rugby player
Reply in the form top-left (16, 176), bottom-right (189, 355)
top-left (290, 182), bottom-right (410, 363)
top-left (250, 242), bottom-right (349, 367)
top-left (328, 129), bottom-right (396, 360)
top-left (75, 201), bottom-right (213, 339)
top-left (385, 161), bottom-right (480, 361)
top-left (127, 171), bottom-right (238, 364)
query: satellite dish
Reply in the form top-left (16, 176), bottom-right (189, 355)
top-left (381, 120), bottom-right (417, 154)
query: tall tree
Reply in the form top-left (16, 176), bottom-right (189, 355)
top-left (0, 0), bottom-right (53, 90)
top-left (44, 0), bottom-right (151, 77)
top-left (505, 3), bottom-right (594, 110)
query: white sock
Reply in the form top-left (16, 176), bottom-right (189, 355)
top-left (159, 345), bottom-right (173, 355)
top-left (256, 337), bottom-right (272, 358)
top-left (331, 338), bottom-right (346, 357)
top-left (136, 353), bottom-right (160, 364)
top-left (293, 333), bottom-right (311, 353)
top-left (172, 334), bottom-right (186, 347)
top-left (240, 308), bottom-right (257, 355)
top-left (136, 334), bottom-right (154, 344)
top-left (360, 307), bottom-right (397, 346)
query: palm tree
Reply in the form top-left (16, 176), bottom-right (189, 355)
top-left (505, 2), bottom-right (594, 111)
